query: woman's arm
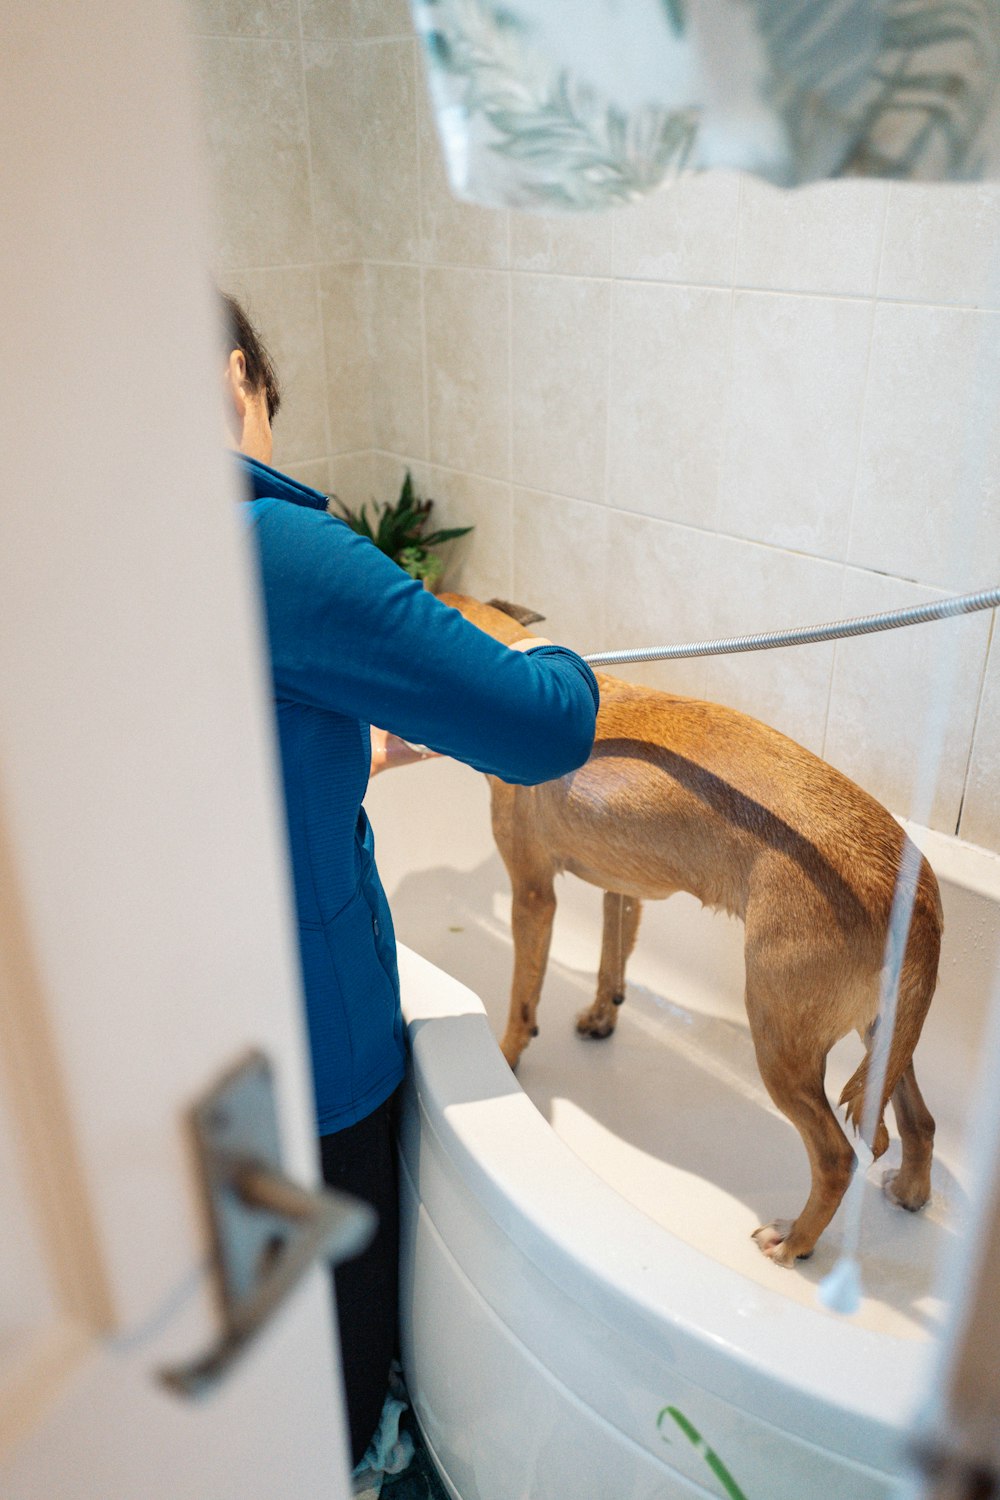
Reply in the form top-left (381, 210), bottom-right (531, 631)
top-left (368, 636), bottom-right (555, 776)
top-left (247, 500), bottom-right (598, 785)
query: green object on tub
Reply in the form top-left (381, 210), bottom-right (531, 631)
top-left (657, 1405), bottom-right (750, 1500)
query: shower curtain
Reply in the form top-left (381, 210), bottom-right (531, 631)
top-left (411, 0), bottom-right (1000, 209)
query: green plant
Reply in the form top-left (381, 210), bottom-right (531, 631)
top-left (331, 471), bottom-right (472, 589)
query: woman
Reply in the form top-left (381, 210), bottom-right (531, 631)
top-left (221, 294), bottom-right (598, 1466)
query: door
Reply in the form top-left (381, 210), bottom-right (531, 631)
top-left (0, 3), bottom-right (352, 1495)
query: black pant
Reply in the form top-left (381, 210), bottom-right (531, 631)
top-left (319, 1089), bottom-right (401, 1468)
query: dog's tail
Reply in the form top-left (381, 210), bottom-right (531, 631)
top-left (839, 1036), bottom-right (896, 1159)
top-left (838, 859), bottom-right (942, 1155)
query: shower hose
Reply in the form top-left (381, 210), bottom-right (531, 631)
top-left (582, 583), bottom-right (1000, 667)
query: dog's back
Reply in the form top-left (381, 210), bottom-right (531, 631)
top-left (528, 672), bottom-right (932, 921)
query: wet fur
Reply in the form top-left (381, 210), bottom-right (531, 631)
top-left (440, 593), bottom-right (942, 1266)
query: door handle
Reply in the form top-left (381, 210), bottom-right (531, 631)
top-left (159, 1049), bottom-right (375, 1398)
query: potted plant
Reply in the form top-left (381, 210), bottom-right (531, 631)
top-left (330, 471), bottom-right (472, 592)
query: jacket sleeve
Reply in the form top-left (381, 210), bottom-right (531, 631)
top-left (246, 499), bottom-right (599, 785)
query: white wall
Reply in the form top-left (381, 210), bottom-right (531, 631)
top-left (190, 0), bottom-right (1000, 852)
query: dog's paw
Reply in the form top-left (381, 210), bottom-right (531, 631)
top-left (752, 1220), bottom-right (792, 1258)
top-left (575, 1009), bottom-right (616, 1040)
top-left (499, 1037), bottom-right (525, 1072)
top-left (882, 1168), bottom-right (930, 1212)
top-left (752, 1221), bottom-right (811, 1267)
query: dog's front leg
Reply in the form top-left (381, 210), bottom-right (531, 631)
top-left (577, 892), bottom-right (642, 1040)
top-left (490, 784), bottom-right (558, 1069)
top-left (501, 869), bottom-right (557, 1069)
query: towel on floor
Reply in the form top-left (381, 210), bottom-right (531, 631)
top-left (352, 1364), bottom-right (415, 1498)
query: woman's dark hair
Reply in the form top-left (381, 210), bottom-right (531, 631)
top-left (220, 291), bottom-right (282, 422)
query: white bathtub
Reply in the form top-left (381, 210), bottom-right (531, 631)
top-left (365, 758), bottom-right (1000, 1500)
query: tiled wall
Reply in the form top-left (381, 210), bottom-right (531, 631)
top-left (188, 0), bottom-right (378, 503)
top-left (190, 0), bottom-right (1000, 852)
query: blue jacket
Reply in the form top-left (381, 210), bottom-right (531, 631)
top-left (241, 457), bottom-right (600, 1133)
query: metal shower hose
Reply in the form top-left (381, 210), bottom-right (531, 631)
top-left (582, 584), bottom-right (1000, 667)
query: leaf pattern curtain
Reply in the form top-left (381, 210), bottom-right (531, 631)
top-left (410, 0), bottom-right (1000, 209)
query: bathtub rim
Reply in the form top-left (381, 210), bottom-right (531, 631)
top-left (901, 818), bottom-right (1000, 902)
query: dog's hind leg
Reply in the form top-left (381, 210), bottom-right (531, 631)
top-left (746, 980), bottom-right (857, 1266)
top-left (883, 1062), bottom-right (935, 1210)
top-left (576, 892), bottom-right (642, 1041)
top-left (880, 928), bottom-right (938, 1212)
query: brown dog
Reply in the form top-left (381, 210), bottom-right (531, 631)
top-left (439, 593), bottom-right (942, 1267)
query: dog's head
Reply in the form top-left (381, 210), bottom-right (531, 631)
top-left (438, 592), bottom-right (547, 647)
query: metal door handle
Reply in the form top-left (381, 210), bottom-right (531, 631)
top-left (159, 1050), bottom-right (375, 1398)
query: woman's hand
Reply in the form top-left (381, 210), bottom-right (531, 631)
top-left (510, 636), bottom-right (552, 651)
top-left (369, 726), bottom-right (440, 777)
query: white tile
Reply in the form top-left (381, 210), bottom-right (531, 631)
top-left (849, 302), bottom-right (1000, 590)
top-left (600, 513), bottom-right (720, 699)
top-left (879, 182), bottom-right (1000, 310)
top-left (355, 40), bottom-right (422, 262)
top-left (196, 38), bottom-right (315, 270)
top-left (282, 458), bottom-right (329, 492)
top-left (700, 541), bottom-right (842, 755)
top-left (719, 292), bottom-right (872, 559)
top-left (607, 283), bottom-right (730, 528)
top-left (417, 70), bottom-right (508, 269)
top-left (303, 41), bottom-right (363, 262)
top-left (424, 268), bottom-right (510, 479)
top-left (187, 0), bottom-right (297, 37)
top-left (736, 177), bottom-right (886, 297)
top-left (510, 211), bottom-right (613, 278)
top-left (368, 450), bottom-right (411, 500)
top-left (958, 626), bottom-right (1000, 853)
top-left (366, 263), bottom-right (427, 458)
top-left (613, 171), bottom-right (740, 286)
top-left (823, 570), bottom-right (991, 833)
top-left (353, 0), bottom-right (414, 38)
top-left (512, 490), bottom-right (609, 655)
top-left (319, 263), bottom-right (374, 455)
top-left (511, 275), bottom-right (610, 503)
top-left (222, 268), bottom-right (328, 465)
top-left (327, 451), bottom-right (375, 514)
top-left (299, 0), bottom-right (413, 39)
top-left (297, 0), bottom-right (353, 38)
top-left (424, 466), bottom-right (514, 602)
